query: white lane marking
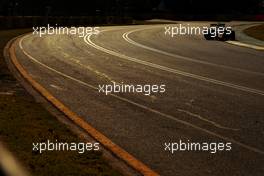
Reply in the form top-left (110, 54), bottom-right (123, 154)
top-left (18, 34), bottom-right (264, 155)
top-left (50, 84), bottom-right (64, 91)
top-left (85, 34), bottom-right (264, 96)
top-left (177, 109), bottom-right (239, 131)
top-left (60, 51), bottom-right (117, 83)
top-left (123, 28), bottom-right (264, 76)
top-left (226, 41), bottom-right (264, 51)
top-left (0, 91), bottom-right (14, 95)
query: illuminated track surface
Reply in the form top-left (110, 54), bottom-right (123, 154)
top-left (13, 23), bottom-right (264, 176)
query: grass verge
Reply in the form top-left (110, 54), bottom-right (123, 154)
top-left (0, 29), bottom-right (121, 176)
top-left (243, 24), bottom-right (264, 41)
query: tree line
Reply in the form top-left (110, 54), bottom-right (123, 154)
top-left (0, 0), bottom-right (262, 17)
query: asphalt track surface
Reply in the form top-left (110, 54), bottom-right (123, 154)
top-left (13, 23), bottom-right (264, 176)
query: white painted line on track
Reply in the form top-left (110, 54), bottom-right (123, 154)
top-left (85, 33), bottom-right (264, 96)
top-left (18, 34), bottom-right (264, 155)
top-left (177, 109), bottom-right (239, 131)
top-left (226, 41), bottom-right (264, 51)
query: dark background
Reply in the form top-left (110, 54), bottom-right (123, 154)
top-left (0, 0), bottom-right (263, 19)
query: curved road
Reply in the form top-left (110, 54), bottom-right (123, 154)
top-left (13, 23), bottom-right (264, 176)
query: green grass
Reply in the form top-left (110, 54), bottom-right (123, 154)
top-left (0, 29), bottom-right (121, 176)
top-left (244, 24), bottom-right (264, 41)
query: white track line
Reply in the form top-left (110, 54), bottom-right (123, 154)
top-left (123, 27), bottom-right (264, 76)
top-left (18, 34), bottom-right (264, 155)
top-left (226, 41), bottom-right (264, 51)
top-left (177, 109), bottom-right (239, 131)
top-left (85, 34), bottom-right (264, 96)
